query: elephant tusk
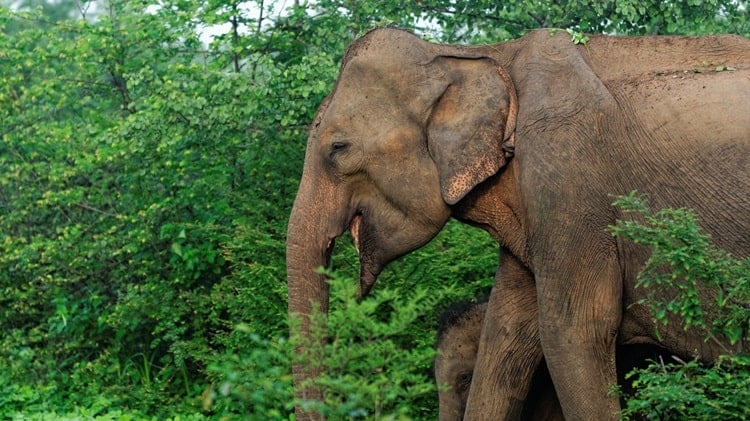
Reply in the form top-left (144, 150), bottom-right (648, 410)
top-left (350, 214), bottom-right (362, 255)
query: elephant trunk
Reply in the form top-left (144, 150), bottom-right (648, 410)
top-left (286, 174), bottom-right (341, 420)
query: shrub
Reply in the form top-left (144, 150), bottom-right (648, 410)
top-left (206, 222), bottom-right (494, 419)
top-left (610, 192), bottom-right (750, 420)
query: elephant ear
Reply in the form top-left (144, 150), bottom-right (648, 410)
top-left (427, 55), bottom-right (517, 205)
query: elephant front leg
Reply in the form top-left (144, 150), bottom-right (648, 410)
top-left (537, 254), bottom-right (622, 421)
top-left (464, 252), bottom-right (542, 421)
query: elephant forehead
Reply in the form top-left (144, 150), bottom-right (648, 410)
top-left (318, 98), bottom-right (403, 139)
top-left (338, 67), bottom-right (424, 107)
top-left (318, 89), bottom-right (417, 142)
top-left (441, 324), bottom-right (481, 353)
top-left (333, 57), bottom-right (445, 114)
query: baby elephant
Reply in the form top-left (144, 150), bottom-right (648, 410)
top-left (434, 300), bottom-right (667, 420)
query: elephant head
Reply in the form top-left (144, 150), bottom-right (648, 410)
top-left (435, 301), bottom-right (487, 421)
top-left (286, 28), bottom-right (517, 416)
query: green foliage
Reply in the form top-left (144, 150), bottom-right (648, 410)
top-left (204, 332), bottom-right (295, 420)
top-left (621, 355), bottom-right (750, 420)
top-left (200, 220), bottom-right (493, 420)
top-left (610, 192), bottom-right (750, 344)
top-left (0, 0), bottom-right (309, 417)
top-left (407, 0), bottom-right (749, 43)
top-left (297, 269), bottom-right (472, 420)
top-left (565, 28), bottom-right (591, 44)
top-left (611, 193), bottom-right (750, 420)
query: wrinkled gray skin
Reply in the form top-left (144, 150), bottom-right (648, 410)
top-left (435, 299), bottom-right (669, 421)
top-left (286, 27), bottom-right (750, 420)
top-left (435, 301), bottom-right (563, 421)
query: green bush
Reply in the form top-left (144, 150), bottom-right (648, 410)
top-left (204, 333), bottom-right (295, 420)
top-left (610, 192), bottom-right (750, 344)
top-left (205, 222), bottom-right (494, 420)
top-left (611, 192), bottom-right (750, 420)
top-left (300, 270), bottom-right (457, 420)
top-left (622, 355), bottom-right (750, 420)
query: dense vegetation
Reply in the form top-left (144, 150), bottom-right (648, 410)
top-left (1, 0), bottom-right (747, 419)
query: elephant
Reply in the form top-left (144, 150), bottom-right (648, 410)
top-left (286, 27), bottom-right (750, 420)
top-left (435, 299), bottom-right (670, 421)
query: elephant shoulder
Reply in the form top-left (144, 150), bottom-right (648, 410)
top-left (511, 31), bottom-right (618, 142)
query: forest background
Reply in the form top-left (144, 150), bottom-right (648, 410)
top-left (1, 0), bottom-right (748, 419)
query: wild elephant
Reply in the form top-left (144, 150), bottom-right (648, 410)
top-left (435, 298), bottom-right (670, 420)
top-left (286, 27), bottom-right (750, 420)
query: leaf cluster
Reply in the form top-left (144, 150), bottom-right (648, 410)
top-left (610, 192), bottom-right (750, 345)
top-left (622, 355), bottom-right (750, 420)
top-left (294, 268), bottom-right (473, 420)
top-left (611, 192), bottom-right (749, 420)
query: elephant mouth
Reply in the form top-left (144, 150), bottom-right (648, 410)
top-left (324, 210), bottom-right (363, 266)
top-left (347, 211), bottom-right (380, 299)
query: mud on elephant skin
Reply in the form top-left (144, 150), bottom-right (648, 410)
top-left (434, 299), bottom-right (671, 421)
top-left (286, 26), bottom-right (750, 420)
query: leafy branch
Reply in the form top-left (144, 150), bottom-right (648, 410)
top-left (610, 191), bottom-right (749, 345)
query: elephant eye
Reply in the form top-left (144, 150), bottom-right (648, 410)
top-left (457, 371), bottom-right (473, 392)
top-left (329, 141), bottom-right (349, 158)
